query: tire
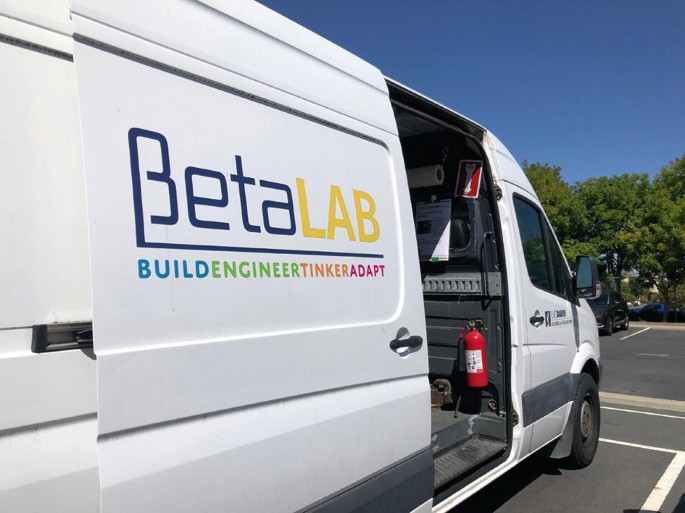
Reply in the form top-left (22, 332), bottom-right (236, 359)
top-left (565, 373), bottom-right (600, 469)
top-left (603, 316), bottom-right (614, 335)
top-left (622, 316), bottom-right (630, 331)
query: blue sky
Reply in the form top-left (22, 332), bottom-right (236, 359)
top-left (258, 1), bottom-right (685, 185)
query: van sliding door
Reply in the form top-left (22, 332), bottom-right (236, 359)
top-left (71, 1), bottom-right (431, 512)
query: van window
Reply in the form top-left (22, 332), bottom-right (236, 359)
top-left (514, 198), bottom-right (549, 289)
top-left (514, 197), bottom-right (569, 298)
top-left (545, 221), bottom-right (571, 298)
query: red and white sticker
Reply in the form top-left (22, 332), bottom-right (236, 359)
top-left (465, 349), bottom-right (484, 373)
top-left (454, 160), bottom-right (483, 198)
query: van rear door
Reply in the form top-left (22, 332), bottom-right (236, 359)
top-left (71, 1), bottom-right (430, 512)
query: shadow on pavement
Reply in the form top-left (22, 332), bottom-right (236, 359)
top-left (451, 457), bottom-right (562, 512)
top-left (675, 493), bottom-right (685, 513)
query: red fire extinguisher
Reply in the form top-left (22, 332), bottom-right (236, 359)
top-left (462, 320), bottom-right (488, 388)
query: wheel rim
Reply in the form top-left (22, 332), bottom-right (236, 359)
top-left (580, 396), bottom-right (594, 441)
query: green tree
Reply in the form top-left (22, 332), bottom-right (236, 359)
top-left (523, 162), bottom-right (591, 262)
top-left (657, 153), bottom-right (685, 199)
top-left (623, 155), bottom-right (685, 319)
top-left (624, 275), bottom-right (651, 303)
top-left (573, 174), bottom-right (650, 291)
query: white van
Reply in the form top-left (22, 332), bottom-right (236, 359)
top-left (0, 1), bottom-right (602, 512)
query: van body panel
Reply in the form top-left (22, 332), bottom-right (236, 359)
top-left (570, 334), bottom-right (603, 377)
top-left (72, 30), bottom-right (425, 429)
top-left (0, 16), bottom-right (98, 512)
top-left (482, 132), bottom-right (530, 418)
top-left (97, 379), bottom-right (429, 513)
top-left (0, 415), bottom-right (98, 513)
top-left (529, 403), bottom-right (572, 453)
top-left (487, 132), bottom-right (533, 194)
top-left (0, 328), bottom-right (97, 513)
top-left (508, 184), bottom-right (576, 443)
top-left (71, 0), bottom-right (396, 135)
top-left (70, 1), bottom-right (429, 511)
top-left (0, 330), bottom-right (95, 431)
top-left (570, 302), bottom-right (602, 374)
top-left (0, 28), bottom-right (90, 329)
top-left (488, 135), bottom-right (581, 452)
top-left (0, 0), bottom-right (72, 38)
top-left (411, 499), bottom-right (435, 513)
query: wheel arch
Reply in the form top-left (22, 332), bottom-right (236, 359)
top-left (570, 337), bottom-right (602, 387)
top-left (541, 355), bottom-right (601, 460)
top-left (581, 358), bottom-right (601, 387)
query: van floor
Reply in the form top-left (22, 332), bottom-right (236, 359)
top-left (431, 410), bottom-right (507, 490)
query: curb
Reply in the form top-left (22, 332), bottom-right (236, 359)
top-left (600, 391), bottom-right (685, 413)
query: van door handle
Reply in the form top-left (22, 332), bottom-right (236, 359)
top-left (390, 335), bottom-right (423, 351)
top-left (529, 311), bottom-right (545, 327)
top-left (390, 328), bottom-right (423, 353)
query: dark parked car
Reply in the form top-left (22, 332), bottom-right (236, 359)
top-left (588, 291), bottom-right (630, 335)
top-left (635, 303), bottom-right (684, 322)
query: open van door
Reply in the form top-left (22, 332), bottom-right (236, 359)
top-left (71, 1), bottom-right (431, 512)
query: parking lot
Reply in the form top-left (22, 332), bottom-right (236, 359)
top-left (452, 324), bottom-right (685, 513)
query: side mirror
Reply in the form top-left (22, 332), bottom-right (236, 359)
top-left (574, 255), bottom-right (601, 299)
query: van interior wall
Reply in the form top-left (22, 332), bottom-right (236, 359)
top-left (399, 126), bottom-right (508, 489)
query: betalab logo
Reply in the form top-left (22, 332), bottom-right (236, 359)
top-left (128, 128), bottom-right (387, 281)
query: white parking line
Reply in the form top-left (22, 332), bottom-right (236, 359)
top-left (641, 452), bottom-right (685, 512)
top-left (600, 438), bottom-right (685, 512)
top-left (601, 405), bottom-right (685, 420)
top-left (636, 353), bottom-right (685, 360)
top-left (599, 438), bottom-right (678, 454)
top-left (619, 327), bottom-right (651, 340)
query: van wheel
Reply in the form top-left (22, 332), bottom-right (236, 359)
top-left (622, 317), bottom-right (630, 331)
top-left (565, 373), bottom-right (600, 469)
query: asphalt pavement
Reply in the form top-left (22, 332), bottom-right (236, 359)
top-left (451, 323), bottom-right (685, 513)
top-left (601, 322), bottom-right (685, 402)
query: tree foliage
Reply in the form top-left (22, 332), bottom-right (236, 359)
top-left (621, 155), bottom-right (685, 318)
top-left (522, 162), bottom-right (590, 262)
top-left (573, 173), bottom-right (650, 286)
top-left (523, 154), bottom-right (685, 314)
